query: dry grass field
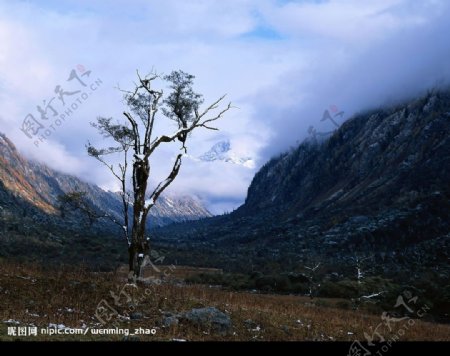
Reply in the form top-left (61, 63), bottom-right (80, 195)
top-left (0, 262), bottom-right (449, 342)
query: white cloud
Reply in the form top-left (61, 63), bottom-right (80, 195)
top-left (263, 0), bottom-right (440, 43)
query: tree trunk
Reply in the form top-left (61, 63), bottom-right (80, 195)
top-left (129, 160), bottom-right (150, 279)
top-left (128, 228), bottom-right (150, 280)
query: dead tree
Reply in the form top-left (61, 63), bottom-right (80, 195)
top-left (303, 262), bottom-right (321, 300)
top-left (87, 70), bottom-right (231, 280)
top-left (351, 254), bottom-right (385, 310)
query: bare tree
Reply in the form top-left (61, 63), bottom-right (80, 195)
top-left (87, 70), bottom-right (231, 280)
top-left (351, 254), bottom-right (385, 310)
top-left (303, 261), bottom-right (322, 300)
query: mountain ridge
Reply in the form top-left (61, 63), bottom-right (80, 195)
top-left (153, 89), bottom-right (450, 277)
top-left (0, 132), bottom-right (212, 228)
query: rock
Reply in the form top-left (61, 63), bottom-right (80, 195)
top-left (138, 277), bottom-right (162, 286)
top-left (244, 319), bottom-right (258, 329)
top-left (180, 307), bottom-right (231, 335)
top-left (162, 316), bottom-right (179, 328)
top-left (281, 325), bottom-right (291, 335)
top-left (130, 312), bottom-right (143, 320)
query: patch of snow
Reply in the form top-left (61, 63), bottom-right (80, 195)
top-left (145, 198), bottom-right (155, 207)
top-left (49, 323), bottom-right (67, 330)
top-left (347, 331), bottom-right (354, 335)
top-left (165, 198), bottom-right (174, 208)
top-left (26, 310), bottom-right (40, 317)
top-left (196, 140), bottom-right (255, 168)
top-left (224, 152), bottom-right (255, 168)
top-left (361, 291), bottom-right (385, 299)
top-left (3, 319), bottom-right (20, 325)
top-left (172, 338), bottom-right (187, 342)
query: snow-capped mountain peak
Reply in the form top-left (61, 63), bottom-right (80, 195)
top-left (198, 140), bottom-right (255, 168)
top-left (199, 140), bottom-right (231, 161)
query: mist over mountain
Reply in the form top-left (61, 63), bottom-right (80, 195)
top-left (0, 132), bottom-right (211, 228)
top-left (153, 89), bottom-right (450, 284)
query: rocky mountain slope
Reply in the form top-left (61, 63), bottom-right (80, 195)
top-left (153, 89), bottom-right (450, 280)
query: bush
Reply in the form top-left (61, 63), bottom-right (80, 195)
top-left (318, 280), bottom-right (359, 298)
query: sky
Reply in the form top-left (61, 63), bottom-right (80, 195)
top-left (1, 0), bottom-right (450, 214)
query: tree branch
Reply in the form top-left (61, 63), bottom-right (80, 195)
top-left (87, 148), bottom-right (122, 182)
top-left (144, 154), bottom-right (183, 214)
top-left (147, 97), bottom-right (232, 157)
top-left (123, 112), bottom-right (140, 154)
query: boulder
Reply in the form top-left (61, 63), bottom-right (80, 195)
top-left (180, 307), bottom-right (231, 335)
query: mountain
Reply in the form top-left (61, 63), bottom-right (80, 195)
top-left (0, 132), bottom-right (212, 267)
top-left (0, 132), bottom-right (212, 228)
top-left (197, 140), bottom-right (255, 168)
top-left (144, 192), bottom-right (212, 226)
top-left (153, 89), bottom-right (450, 279)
